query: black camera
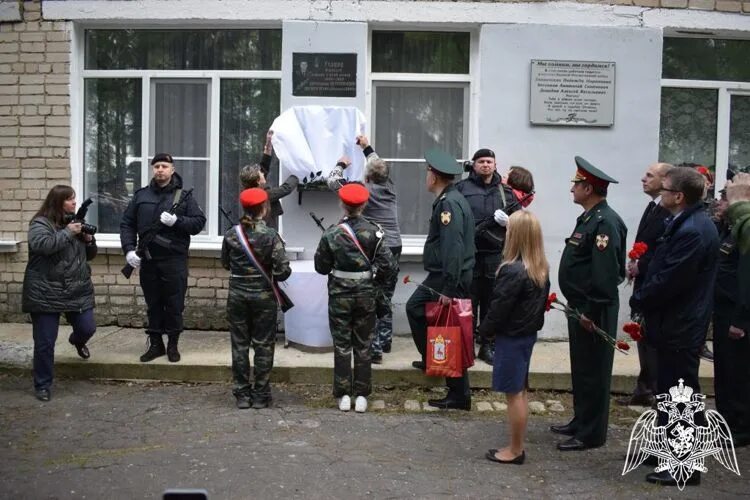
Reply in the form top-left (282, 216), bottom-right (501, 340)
top-left (65, 197), bottom-right (98, 235)
top-left (463, 160), bottom-right (474, 172)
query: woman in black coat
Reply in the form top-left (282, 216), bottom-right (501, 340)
top-left (479, 210), bottom-right (550, 465)
top-left (22, 185), bottom-right (97, 401)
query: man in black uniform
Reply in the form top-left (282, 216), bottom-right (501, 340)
top-left (406, 149), bottom-right (475, 410)
top-left (120, 153), bottom-right (206, 363)
top-left (456, 148), bottom-right (521, 364)
top-left (553, 156), bottom-right (626, 451)
top-left (712, 185), bottom-right (750, 448)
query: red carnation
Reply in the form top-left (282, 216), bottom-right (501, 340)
top-left (623, 322), bottom-right (643, 342)
top-left (628, 242), bottom-right (648, 260)
top-left (696, 166), bottom-right (710, 176)
top-left (545, 292), bottom-right (558, 312)
top-left (616, 340), bottom-right (631, 351)
top-left (403, 275), bottom-right (411, 285)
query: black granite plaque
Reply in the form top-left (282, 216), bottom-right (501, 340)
top-left (292, 53), bottom-right (357, 98)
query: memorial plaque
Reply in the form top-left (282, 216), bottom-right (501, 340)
top-left (530, 60), bottom-right (615, 127)
top-left (292, 52), bottom-right (357, 98)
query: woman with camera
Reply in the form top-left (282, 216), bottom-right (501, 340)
top-left (22, 185), bottom-right (98, 402)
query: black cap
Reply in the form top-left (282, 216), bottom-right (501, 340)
top-left (151, 153), bottom-right (174, 165)
top-left (471, 148), bottom-right (495, 161)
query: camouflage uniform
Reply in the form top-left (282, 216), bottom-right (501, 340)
top-left (221, 220), bottom-right (291, 403)
top-left (314, 215), bottom-right (397, 397)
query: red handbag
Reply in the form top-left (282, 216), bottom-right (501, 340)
top-left (426, 304), bottom-right (462, 378)
top-left (425, 299), bottom-right (475, 375)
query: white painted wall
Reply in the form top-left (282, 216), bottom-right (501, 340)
top-left (278, 20), bottom-right (369, 260)
top-left (477, 23), bottom-right (663, 338)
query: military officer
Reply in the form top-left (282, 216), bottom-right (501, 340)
top-left (406, 149), bottom-right (476, 410)
top-left (314, 183), bottom-right (397, 413)
top-left (552, 156), bottom-right (626, 450)
top-left (221, 188), bottom-right (291, 409)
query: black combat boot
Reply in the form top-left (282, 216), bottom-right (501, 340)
top-left (477, 343), bottom-right (494, 365)
top-left (140, 333), bottom-right (166, 362)
top-left (167, 334), bottom-right (181, 363)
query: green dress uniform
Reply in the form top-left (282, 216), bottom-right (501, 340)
top-left (558, 158), bottom-right (626, 447)
top-left (406, 149), bottom-right (476, 403)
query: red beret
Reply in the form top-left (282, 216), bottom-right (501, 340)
top-left (239, 188), bottom-right (268, 208)
top-left (338, 183), bottom-right (369, 205)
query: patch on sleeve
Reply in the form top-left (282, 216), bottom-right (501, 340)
top-left (595, 234), bottom-right (609, 251)
top-left (440, 211), bottom-right (452, 225)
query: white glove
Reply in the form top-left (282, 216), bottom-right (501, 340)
top-left (493, 209), bottom-right (509, 227)
top-left (126, 250), bottom-right (141, 268)
top-left (160, 211), bottom-right (178, 227)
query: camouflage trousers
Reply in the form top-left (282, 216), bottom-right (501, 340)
top-left (328, 295), bottom-right (376, 398)
top-left (227, 288), bottom-right (277, 399)
top-left (372, 247), bottom-right (400, 356)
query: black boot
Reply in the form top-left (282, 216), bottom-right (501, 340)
top-left (477, 343), bottom-right (494, 365)
top-left (167, 334), bottom-right (181, 363)
top-left (140, 333), bottom-right (166, 362)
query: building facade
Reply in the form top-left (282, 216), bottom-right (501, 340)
top-left (1, 0), bottom-right (749, 337)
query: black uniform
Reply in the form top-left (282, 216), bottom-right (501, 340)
top-left (455, 171), bottom-right (520, 358)
top-left (406, 183), bottom-right (475, 401)
top-left (120, 172), bottom-right (206, 339)
top-left (713, 225), bottom-right (750, 446)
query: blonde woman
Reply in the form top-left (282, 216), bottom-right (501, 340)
top-left (478, 211), bottom-right (550, 464)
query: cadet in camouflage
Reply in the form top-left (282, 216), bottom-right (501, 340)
top-left (221, 188), bottom-right (291, 410)
top-left (314, 183), bottom-right (397, 411)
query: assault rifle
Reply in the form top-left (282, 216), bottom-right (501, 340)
top-left (309, 211), bottom-right (330, 232)
top-left (475, 190), bottom-right (536, 247)
top-left (121, 188), bottom-right (194, 279)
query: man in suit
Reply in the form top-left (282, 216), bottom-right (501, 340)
top-left (618, 162), bottom-right (673, 407)
top-left (631, 167), bottom-right (719, 486)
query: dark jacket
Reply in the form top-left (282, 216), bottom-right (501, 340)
top-left (632, 201), bottom-right (671, 292)
top-left (631, 202), bottom-right (719, 349)
top-left (22, 217), bottom-right (97, 313)
top-left (260, 153), bottom-right (299, 220)
top-left (455, 171), bottom-right (520, 254)
top-left (120, 172), bottom-right (206, 259)
top-left (423, 184), bottom-right (476, 297)
top-left (478, 260), bottom-right (550, 338)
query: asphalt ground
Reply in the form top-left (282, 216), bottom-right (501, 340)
top-left (1, 374), bottom-right (748, 499)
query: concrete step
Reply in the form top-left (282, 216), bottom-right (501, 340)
top-left (0, 323), bottom-right (716, 394)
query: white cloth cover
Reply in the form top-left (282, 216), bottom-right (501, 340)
top-left (283, 260), bottom-right (332, 347)
top-left (270, 106), bottom-right (367, 183)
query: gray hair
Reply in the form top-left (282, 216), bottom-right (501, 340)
top-left (365, 157), bottom-right (389, 184)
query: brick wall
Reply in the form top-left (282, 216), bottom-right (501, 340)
top-left (0, 1), bottom-right (233, 329)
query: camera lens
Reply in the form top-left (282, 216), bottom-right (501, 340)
top-left (81, 223), bottom-right (97, 235)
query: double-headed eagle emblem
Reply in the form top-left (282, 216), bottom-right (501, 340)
top-left (622, 379), bottom-right (740, 490)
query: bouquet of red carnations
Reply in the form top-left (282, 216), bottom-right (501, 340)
top-left (626, 242), bottom-right (648, 285)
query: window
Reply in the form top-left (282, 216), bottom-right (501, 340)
top-left (371, 31), bottom-right (471, 237)
top-left (80, 29), bottom-right (281, 243)
top-left (659, 38), bottom-right (750, 186)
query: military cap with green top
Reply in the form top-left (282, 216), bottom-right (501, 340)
top-left (572, 155), bottom-right (618, 189)
top-left (424, 148), bottom-right (463, 176)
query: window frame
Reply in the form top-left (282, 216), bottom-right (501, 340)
top-left (660, 37), bottom-right (750, 191)
top-left (368, 28), bottom-right (477, 253)
top-left (71, 25), bottom-right (282, 250)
